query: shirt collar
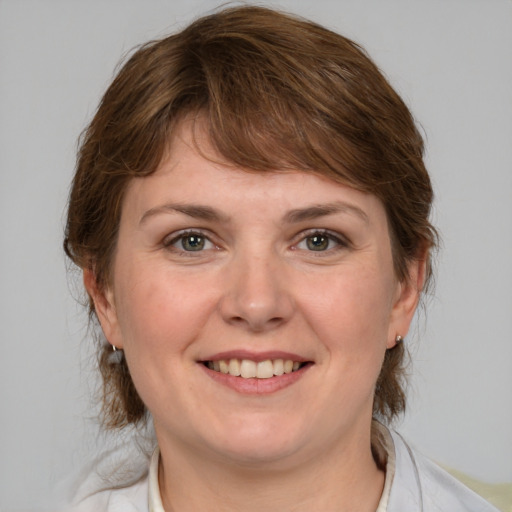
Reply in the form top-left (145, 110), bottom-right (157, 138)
top-left (148, 447), bottom-right (165, 512)
top-left (374, 422), bottom-right (396, 512)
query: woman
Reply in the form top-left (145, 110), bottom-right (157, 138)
top-left (64, 6), bottom-right (498, 511)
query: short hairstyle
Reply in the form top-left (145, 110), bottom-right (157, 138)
top-left (64, 6), bottom-right (437, 429)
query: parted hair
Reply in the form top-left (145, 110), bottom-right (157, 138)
top-left (64, 6), bottom-right (437, 429)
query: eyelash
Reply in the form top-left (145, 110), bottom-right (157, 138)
top-left (293, 230), bottom-right (349, 254)
top-left (162, 230), bottom-right (217, 255)
top-left (162, 229), bottom-right (349, 256)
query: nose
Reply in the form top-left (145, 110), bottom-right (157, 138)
top-left (219, 249), bottom-right (294, 332)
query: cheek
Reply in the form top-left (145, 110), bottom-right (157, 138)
top-left (302, 267), bottom-right (395, 342)
top-left (112, 260), bottom-right (214, 356)
top-left (296, 262), bottom-right (397, 402)
top-left (111, 263), bottom-right (216, 413)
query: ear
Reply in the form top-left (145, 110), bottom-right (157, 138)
top-left (83, 268), bottom-right (124, 349)
top-left (387, 254), bottom-right (427, 349)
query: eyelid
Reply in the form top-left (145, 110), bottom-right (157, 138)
top-left (292, 229), bottom-right (350, 251)
top-left (162, 229), bottom-right (218, 251)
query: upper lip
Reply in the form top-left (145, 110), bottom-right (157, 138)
top-left (200, 350), bottom-right (310, 363)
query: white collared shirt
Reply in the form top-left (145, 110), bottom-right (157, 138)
top-left (70, 426), bottom-right (499, 512)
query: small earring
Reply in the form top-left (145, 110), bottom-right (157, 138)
top-left (395, 335), bottom-right (403, 344)
top-left (112, 345), bottom-right (117, 352)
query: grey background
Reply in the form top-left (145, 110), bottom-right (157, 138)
top-left (1, 0), bottom-right (511, 510)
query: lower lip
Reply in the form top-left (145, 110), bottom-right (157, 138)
top-left (199, 363), bottom-right (312, 395)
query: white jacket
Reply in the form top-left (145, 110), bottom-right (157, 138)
top-left (386, 430), bottom-right (499, 511)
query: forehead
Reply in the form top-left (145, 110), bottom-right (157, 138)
top-left (121, 122), bottom-right (389, 234)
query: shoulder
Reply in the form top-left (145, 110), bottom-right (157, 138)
top-left (62, 440), bottom-right (153, 512)
top-left (388, 430), bottom-right (500, 512)
top-left (68, 475), bottom-right (149, 512)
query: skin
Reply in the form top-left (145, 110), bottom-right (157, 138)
top-left (85, 121), bottom-right (424, 511)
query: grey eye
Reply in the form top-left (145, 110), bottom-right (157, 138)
top-left (181, 234), bottom-right (206, 251)
top-left (306, 234), bottom-right (330, 251)
top-left (164, 231), bottom-right (215, 254)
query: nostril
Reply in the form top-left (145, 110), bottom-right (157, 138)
top-left (228, 315), bottom-right (286, 332)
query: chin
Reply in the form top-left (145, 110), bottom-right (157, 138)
top-left (201, 416), bottom-right (311, 467)
top-left (217, 440), bottom-right (302, 468)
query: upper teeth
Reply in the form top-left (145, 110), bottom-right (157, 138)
top-left (207, 359), bottom-right (301, 379)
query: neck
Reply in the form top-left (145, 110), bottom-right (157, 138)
top-left (156, 424), bottom-right (385, 512)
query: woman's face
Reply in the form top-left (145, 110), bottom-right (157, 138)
top-left (89, 123), bottom-right (421, 467)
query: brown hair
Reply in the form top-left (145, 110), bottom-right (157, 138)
top-left (64, 6), bottom-right (437, 429)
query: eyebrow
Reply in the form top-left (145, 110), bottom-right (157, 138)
top-left (139, 203), bottom-right (230, 225)
top-left (283, 201), bottom-right (369, 224)
top-left (139, 200), bottom-right (369, 226)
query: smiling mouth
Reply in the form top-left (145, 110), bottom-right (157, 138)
top-left (203, 358), bottom-right (307, 379)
